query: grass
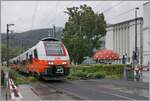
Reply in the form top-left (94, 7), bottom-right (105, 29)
top-left (1, 66), bottom-right (38, 86)
top-left (67, 64), bottom-right (131, 80)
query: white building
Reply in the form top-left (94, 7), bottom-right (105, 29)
top-left (143, 2), bottom-right (150, 66)
top-left (105, 17), bottom-right (143, 63)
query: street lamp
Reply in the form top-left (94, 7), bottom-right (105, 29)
top-left (133, 7), bottom-right (140, 81)
top-left (6, 24), bottom-right (15, 67)
top-left (135, 7), bottom-right (139, 59)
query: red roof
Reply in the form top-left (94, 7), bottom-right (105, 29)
top-left (93, 49), bottom-right (119, 60)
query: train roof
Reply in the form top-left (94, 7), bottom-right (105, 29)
top-left (41, 37), bottom-right (59, 41)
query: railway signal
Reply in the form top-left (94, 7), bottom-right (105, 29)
top-left (6, 24), bottom-right (15, 68)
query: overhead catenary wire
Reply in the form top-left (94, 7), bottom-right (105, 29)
top-left (30, 1), bottom-right (38, 31)
top-left (46, 1), bottom-right (74, 26)
top-left (101, 1), bottom-right (123, 14)
top-left (106, 3), bottom-right (144, 22)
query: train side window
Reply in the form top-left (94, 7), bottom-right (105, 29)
top-left (34, 49), bottom-right (38, 59)
top-left (29, 54), bottom-right (33, 63)
top-left (26, 53), bottom-right (28, 60)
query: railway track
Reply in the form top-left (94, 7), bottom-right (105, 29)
top-left (31, 79), bottom-right (148, 100)
top-left (31, 80), bottom-right (82, 100)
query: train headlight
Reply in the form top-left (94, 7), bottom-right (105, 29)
top-left (48, 62), bottom-right (54, 65)
top-left (62, 62), bottom-right (67, 65)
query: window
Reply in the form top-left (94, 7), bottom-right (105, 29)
top-left (29, 54), bottom-right (33, 63)
top-left (34, 49), bottom-right (38, 59)
top-left (26, 53), bottom-right (28, 60)
top-left (45, 42), bottom-right (64, 55)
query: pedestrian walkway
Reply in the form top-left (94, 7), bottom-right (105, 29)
top-left (1, 86), bottom-right (7, 101)
top-left (18, 84), bottom-right (41, 100)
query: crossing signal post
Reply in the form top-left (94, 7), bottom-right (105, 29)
top-left (6, 24), bottom-right (15, 68)
top-left (132, 7), bottom-right (140, 81)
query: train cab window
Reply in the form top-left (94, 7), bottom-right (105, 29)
top-left (29, 54), bottom-right (33, 63)
top-left (34, 49), bottom-right (38, 59)
top-left (45, 42), bottom-right (64, 55)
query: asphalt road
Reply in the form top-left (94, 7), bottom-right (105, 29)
top-left (43, 79), bottom-right (149, 100)
top-left (142, 71), bottom-right (149, 83)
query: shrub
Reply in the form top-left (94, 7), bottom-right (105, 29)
top-left (9, 69), bottom-right (19, 81)
top-left (68, 64), bottom-right (128, 80)
top-left (86, 73), bottom-right (94, 78)
top-left (93, 72), bottom-right (106, 79)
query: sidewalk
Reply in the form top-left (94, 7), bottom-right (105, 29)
top-left (1, 84), bottom-right (41, 101)
top-left (18, 84), bottom-right (41, 100)
top-left (1, 86), bottom-right (7, 101)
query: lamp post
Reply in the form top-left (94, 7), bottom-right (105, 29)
top-left (133, 7), bottom-right (140, 81)
top-left (135, 7), bottom-right (139, 57)
top-left (6, 24), bottom-right (15, 68)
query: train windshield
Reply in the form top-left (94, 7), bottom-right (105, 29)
top-left (45, 42), bottom-right (64, 55)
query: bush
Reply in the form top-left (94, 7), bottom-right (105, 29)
top-left (86, 73), bottom-right (94, 78)
top-left (9, 69), bottom-right (38, 85)
top-left (9, 69), bottom-right (19, 81)
top-left (68, 64), bottom-right (128, 80)
top-left (93, 72), bottom-right (106, 79)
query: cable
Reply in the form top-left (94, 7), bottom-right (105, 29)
top-left (101, 1), bottom-right (123, 14)
top-left (46, 1), bottom-right (74, 26)
top-left (30, 1), bottom-right (38, 31)
top-left (106, 3), bottom-right (143, 22)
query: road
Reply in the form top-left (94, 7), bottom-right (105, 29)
top-left (31, 79), bottom-right (149, 100)
top-left (142, 71), bottom-right (149, 83)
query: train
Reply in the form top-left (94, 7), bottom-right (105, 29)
top-left (9, 37), bottom-right (70, 80)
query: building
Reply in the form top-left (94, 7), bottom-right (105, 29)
top-left (143, 2), bottom-right (150, 66)
top-left (105, 17), bottom-right (143, 64)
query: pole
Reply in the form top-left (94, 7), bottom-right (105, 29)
top-left (6, 24), bottom-right (9, 68)
top-left (6, 24), bottom-right (14, 67)
top-left (135, 9), bottom-right (137, 54)
top-left (53, 25), bottom-right (56, 38)
top-left (134, 7), bottom-right (140, 81)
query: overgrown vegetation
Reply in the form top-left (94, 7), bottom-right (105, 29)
top-left (1, 44), bottom-right (23, 63)
top-left (9, 69), bottom-right (38, 86)
top-left (68, 64), bottom-right (131, 80)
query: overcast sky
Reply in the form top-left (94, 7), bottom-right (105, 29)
top-left (1, 1), bottom-right (148, 33)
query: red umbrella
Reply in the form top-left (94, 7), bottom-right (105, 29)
top-left (93, 49), bottom-right (119, 60)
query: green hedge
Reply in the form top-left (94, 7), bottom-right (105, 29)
top-left (68, 64), bottom-right (131, 80)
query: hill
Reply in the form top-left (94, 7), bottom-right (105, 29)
top-left (1, 27), bottom-right (63, 50)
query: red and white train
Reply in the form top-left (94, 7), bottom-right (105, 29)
top-left (9, 37), bottom-right (70, 80)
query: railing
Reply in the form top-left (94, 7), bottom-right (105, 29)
top-left (3, 71), bottom-right (24, 100)
top-left (7, 79), bottom-right (23, 100)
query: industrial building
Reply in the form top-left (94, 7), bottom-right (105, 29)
top-left (105, 2), bottom-right (150, 65)
top-left (143, 2), bottom-right (150, 66)
top-left (105, 17), bottom-right (143, 64)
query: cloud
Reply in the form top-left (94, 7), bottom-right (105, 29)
top-left (1, 1), bottom-right (146, 33)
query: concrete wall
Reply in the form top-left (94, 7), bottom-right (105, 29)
top-left (143, 2), bottom-right (150, 66)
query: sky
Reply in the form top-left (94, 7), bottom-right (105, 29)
top-left (1, 1), bottom-right (148, 33)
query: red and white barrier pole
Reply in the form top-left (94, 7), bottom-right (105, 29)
top-left (8, 79), bottom-right (23, 100)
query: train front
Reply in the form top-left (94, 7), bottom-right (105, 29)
top-left (38, 38), bottom-right (70, 80)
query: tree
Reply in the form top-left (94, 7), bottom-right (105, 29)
top-left (1, 44), bottom-right (23, 62)
top-left (62, 4), bottom-right (106, 64)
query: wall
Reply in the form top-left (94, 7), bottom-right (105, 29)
top-left (143, 2), bottom-right (150, 66)
top-left (105, 18), bottom-right (143, 63)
